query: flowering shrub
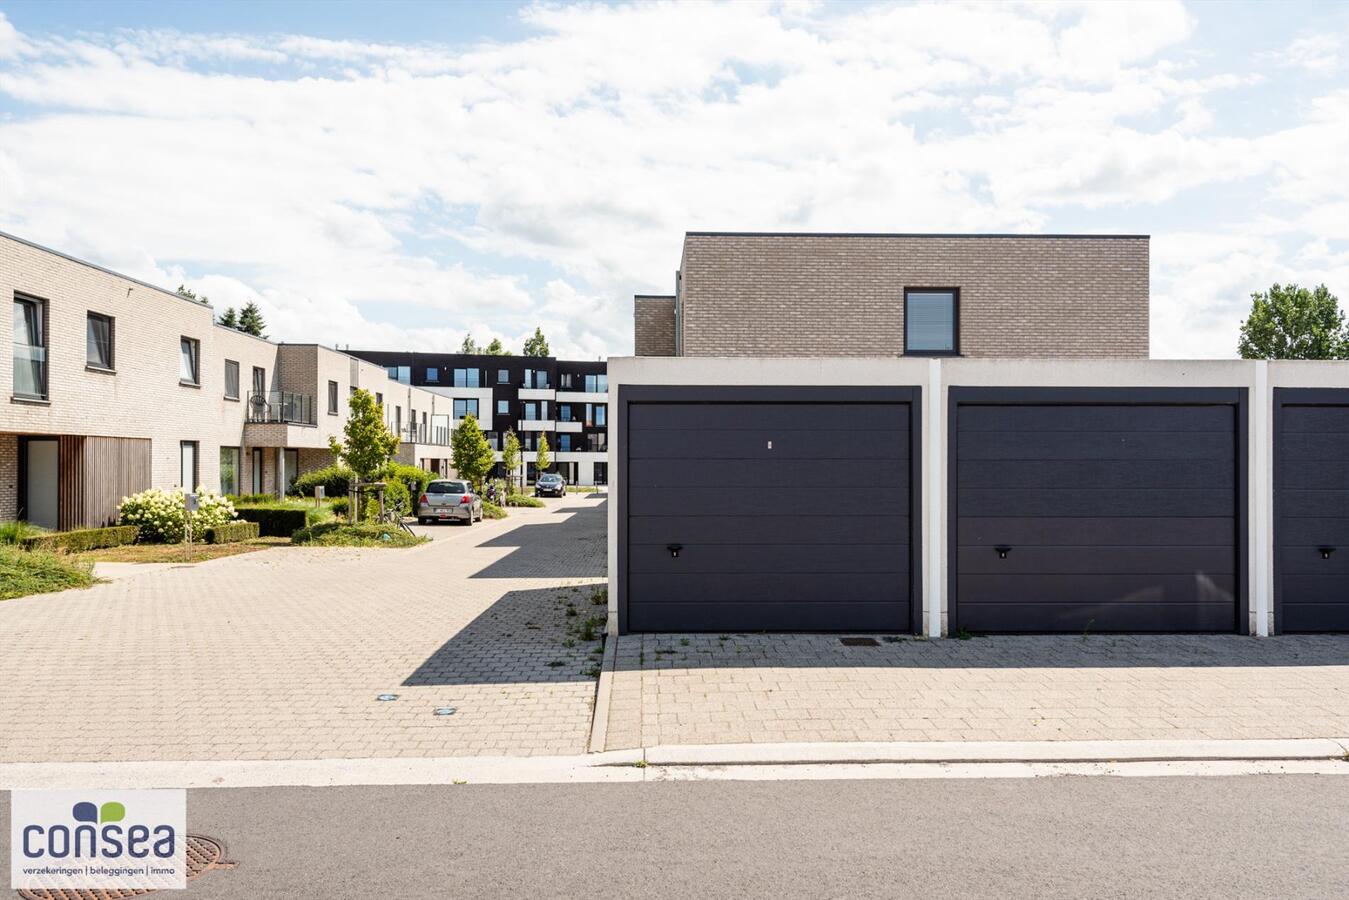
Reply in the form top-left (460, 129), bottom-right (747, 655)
top-left (118, 487), bottom-right (237, 544)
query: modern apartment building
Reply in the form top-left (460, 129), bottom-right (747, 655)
top-left (347, 350), bottom-right (609, 486)
top-left (2, 231), bottom-right (454, 530)
top-left (634, 232), bottom-right (1150, 358)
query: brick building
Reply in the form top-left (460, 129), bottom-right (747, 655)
top-left (2, 231), bottom-right (453, 530)
top-left (634, 232), bottom-right (1150, 358)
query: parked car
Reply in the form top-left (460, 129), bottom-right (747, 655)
top-left (417, 480), bottom-right (483, 525)
top-left (534, 472), bottom-right (566, 498)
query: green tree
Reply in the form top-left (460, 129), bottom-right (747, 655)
top-left (484, 337), bottom-right (507, 355)
top-left (176, 285), bottom-right (208, 305)
top-left (535, 432), bottom-right (551, 474)
top-left (523, 327), bottom-right (550, 357)
top-left (328, 389), bottom-right (400, 483)
top-left (217, 307), bottom-right (239, 328)
top-left (460, 334), bottom-right (479, 354)
top-left (1238, 283), bottom-right (1349, 360)
top-left (502, 430), bottom-right (522, 494)
top-left (451, 414), bottom-right (495, 489)
top-left (238, 301), bottom-right (267, 338)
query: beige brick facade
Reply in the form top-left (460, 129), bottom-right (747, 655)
top-left (1, 231), bottom-right (449, 526)
top-left (633, 295), bottom-right (676, 357)
top-left (655, 233), bottom-right (1149, 358)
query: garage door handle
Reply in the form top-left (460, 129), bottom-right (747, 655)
top-left (1319, 546), bottom-right (1336, 560)
top-left (994, 545), bottom-right (1012, 559)
top-left (667, 544), bottom-right (683, 558)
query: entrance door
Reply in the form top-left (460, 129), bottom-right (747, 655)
top-left (23, 438), bottom-right (58, 530)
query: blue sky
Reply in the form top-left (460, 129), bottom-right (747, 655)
top-left (0, 0), bottom-right (1345, 358)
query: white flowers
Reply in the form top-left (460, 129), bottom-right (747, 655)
top-left (118, 486), bottom-right (237, 543)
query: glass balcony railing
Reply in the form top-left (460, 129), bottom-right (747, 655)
top-left (12, 343), bottom-right (47, 400)
top-left (246, 391), bottom-right (316, 425)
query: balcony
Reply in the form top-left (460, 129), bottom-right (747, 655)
top-left (554, 390), bottom-right (607, 404)
top-left (246, 391), bottom-right (316, 425)
top-left (400, 423), bottom-right (451, 446)
top-left (518, 387), bottom-right (554, 401)
top-left (555, 420), bottom-right (582, 433)
top-left (517, 419), bottom-right (555, 432)
top-left (13, 342), bottom-right (48, 401)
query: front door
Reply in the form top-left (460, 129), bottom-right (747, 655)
top-left (23, 438), bottom-right (59, 530)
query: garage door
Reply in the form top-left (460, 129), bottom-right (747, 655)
top-left (1275, 389), bottom-right (1349, 632)
top-left (952, 389), bottom-right (1244, 634)
top-left (620, 387), bottom-right (918, 633)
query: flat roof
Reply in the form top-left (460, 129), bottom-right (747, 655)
top-left (685, 231), bottom-right (1149, 239)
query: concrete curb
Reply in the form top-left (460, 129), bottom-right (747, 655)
top-left (587, 629), bottom-right (619, 753)
top-left (640, 738), bottom-right (1349, 767)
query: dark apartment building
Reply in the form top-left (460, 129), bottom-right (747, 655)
top-left (348, 350), bottom-right (609, 486)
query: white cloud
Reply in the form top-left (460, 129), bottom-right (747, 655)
top-left (0, 3), bottom-right (1344, 359)
top-left (1262, 34), bottom-right (1346, 76)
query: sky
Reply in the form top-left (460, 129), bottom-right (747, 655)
top-left (0, 0), bottom-right (1346, 360)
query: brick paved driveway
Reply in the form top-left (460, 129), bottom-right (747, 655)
top-left (0, 494), bottom-right (607, 763)
top-left (600, 633), bottom-right (1349, 750)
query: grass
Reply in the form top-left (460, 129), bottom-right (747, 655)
top-left (0, 520), bottom-right (49, 545)
top-left (290, 522), bottom-right (428, 547)
top-left (566, 485), bottom-right (600, 493)
top-left (73, 538), bottom-right (286, 564)
top-left (0, 545), bottom-right (98, 601)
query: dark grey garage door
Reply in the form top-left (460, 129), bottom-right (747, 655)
top-left (620, 387), bottom-right (917, 633)
top-left (1276, 389), bottom-right (1349, 632)
top-left (952, 389), bottom-right (1244, 634)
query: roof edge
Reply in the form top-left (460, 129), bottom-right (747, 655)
top-left (684, 231), bottom-right (1149, 239)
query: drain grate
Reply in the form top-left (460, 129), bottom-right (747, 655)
top-left (17, 835), bottom-right (236, 900)
top-left (839, 637), bottom-right (880, 647)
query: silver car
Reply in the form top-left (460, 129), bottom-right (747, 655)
top-left (417, 479), bottom-right (483, 525)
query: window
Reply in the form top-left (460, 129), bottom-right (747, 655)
top-left (252, 366), bottom-right (265, 396)
top-left (560, 373), bottom-right (573, 390)
top-left (376, 392), bottom-right (383, 408)
top-left (559, 404), bottom-right (572, 422)
top-left (497, 399), bottom-right (509, 416)
top-left (427, 480), bottom-right (470, 494)
top-left (904, 288), bottom-right (959, 355)
top-left (388, 365), bottom-right (411, 384)
top-left (13, 295), bottom-right (47, 400)
top-left (559, 434), bottom-right (571, 452)
top-left (394, 406), bottom-right (402, 435)
top-left (220, 447), bottom-right (240, 496)
top-left (523, 401), bottom-right (539, 421)
top-left (594, 462), bottom-right (608, 486)
top-left (251, 448), bottom-right (263, 494)
top-left (224, 360), bottom-right (240, 400)
top-left (327, 380), bottom-right (339, 414)
top-left (454, 398), bottom-right (479, 420)
top-left (591, 433), bottom-right (608, 452)
top-left (497, 368), bottom-right (509, 384)
top-left (426, 367), bottom-right (439, 382)
top-left (594, 405), bottom-right (606, 427)
top-left (179, 441), bottom-right (199, 489)
top-left (179, 337), bottom-right (200, 385)
top-left (86, 312), bottom-right (114, 370)
top-left (584, 373), bottom-right (607, 393)
top-left (453, 368), bottom-right (480, 388)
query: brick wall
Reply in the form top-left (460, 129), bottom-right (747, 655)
top-left (674, 234), bottom-right (1149, 358)
top-left (634, 295), bottom-right (676, 356)
top-left (0, 433), bottom-right (15, 519)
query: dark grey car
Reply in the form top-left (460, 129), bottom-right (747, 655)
top-left (534, 472), bottom-right (565, 498)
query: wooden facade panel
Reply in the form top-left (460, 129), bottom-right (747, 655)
top-left (54, 435), bottom-right (151, 529)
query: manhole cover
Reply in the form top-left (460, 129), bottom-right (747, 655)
top-left (16, 834), bottom-right (236, 900)
top-left (839, 637), bottom-right (880, 647)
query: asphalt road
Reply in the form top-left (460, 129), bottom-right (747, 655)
top-left (4, 775), bottom-right (1347, 899)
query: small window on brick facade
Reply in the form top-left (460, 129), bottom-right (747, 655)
top-left (327, 380), bottom-right (339, 414)
top-left (904, 289), bottom-right (959, 355)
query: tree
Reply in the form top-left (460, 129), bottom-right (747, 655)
top-left (328, 389), bottom-right (400, 483)
top-left (460, 334), bottom-right (479, 354)
top-left (535, 432), bottom-right (551, 475)
top-left (502, 430), bottom-right (522, 495)
top-left (176, 285), bottom-right (208, 305)
top-left (237, 301), bottom-right (267, 338)
top-left (523, 327), bottom-right (550, 357)
top-left (217, 307), bottom-right (239, 328)
top-left (484, 337), bottom-right (507, 355)
top-left (451, 414), bottom-right (495, 489)
top-left (1238, 283), bottom-right (1349, 360)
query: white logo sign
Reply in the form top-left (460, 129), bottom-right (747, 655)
top-left (10, 789), bottom-right (187, 891)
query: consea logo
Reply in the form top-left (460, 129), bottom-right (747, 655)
top-left (10, 790), bottom-right (186, 891)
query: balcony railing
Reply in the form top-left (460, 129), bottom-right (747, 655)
top-left (13, 342), bottom-right (48, 400)
top-left (400, 423), bottom-right (451, 446)
top-left (246, 391), bottom-right (316, 425)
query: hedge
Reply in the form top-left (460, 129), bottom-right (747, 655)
top-left (234, 506), bottom-right (311, 537)
top-left (291, 521), bottom-right (427, 547)
top-left (203, 521), bottom-right (261, 544)
top-left (382, 463), bottom-right (434, 501)
top-left (291, 465), bottom-right (353, 498)
top-left (505, 494), bottom-right (544, 508)
top-left (21, 525), bottom-right (139, 553)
